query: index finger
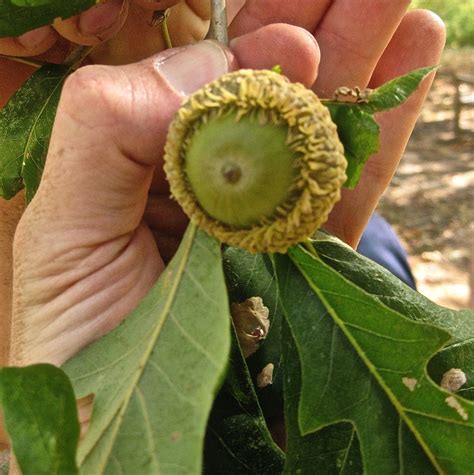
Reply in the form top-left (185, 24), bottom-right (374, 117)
top-left (229, 0), bottom-right (332, 37)
top-left (0, 26), bottom-right (57, 57)
top-left (313, 0), bottom-right (411, 96)
top-left (324, 10), bottom-right (446, 247)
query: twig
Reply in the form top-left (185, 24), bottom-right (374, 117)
top-left (206, 0), bottom-right (228, 45)
top-left (64, 45), bottom-right (95, 69)
top-left (161, 13), bottom-right (173, 49)
top-left (0, 54), bottom-right (44, 69)
top-left (1, 45), bottom-right (93, 72)
top-left (151, 9), bottom-right (173, 49)
top-left (302, 239), bottom-right (319, 258)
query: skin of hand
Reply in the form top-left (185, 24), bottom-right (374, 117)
top-left (0, 0), bottom-right (445, 451)
top-left (0, 0), bottom-right (241, 449)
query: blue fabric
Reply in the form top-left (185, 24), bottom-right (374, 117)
top-left (357, 213), bottom-right (417, 289)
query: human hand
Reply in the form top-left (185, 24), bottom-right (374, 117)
top-left (0, 0), bottom-right (225, 458)
top-left (0, 0), bottom-right (305, 383)
top-left (0, 0), bottom-right (212, 63)
top-left (9, 15), bottom-right (320, 367)
top-left (9, 0), bottom-right (445, 369)
top-left (0, 0), bottom-right (248, 106)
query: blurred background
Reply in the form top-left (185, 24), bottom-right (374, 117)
top-left (377, 0), bottom-right (474, 309)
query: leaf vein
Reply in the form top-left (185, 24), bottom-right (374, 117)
top-left (135, 386), bottom-right (160, 474)
top-left (169, 310), bottom-right (220, 369)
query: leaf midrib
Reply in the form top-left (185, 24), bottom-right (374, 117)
top-left (82, 225), bottom-right (198, 474)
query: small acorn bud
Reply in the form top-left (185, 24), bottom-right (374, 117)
top-left (164, 69), bottom-right (347, 253)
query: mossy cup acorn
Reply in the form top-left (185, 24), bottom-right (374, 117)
top-left (164, 69), bottom-right (347, 253)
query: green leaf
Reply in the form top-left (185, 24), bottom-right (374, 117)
top-left (282, 317), bottom-right (363, 474)
top-left (276, 254), bottom-right (435, 473)
top-left (204, 325), bottom-right (284, 474)
top-left (0, 63), bottom-right (69, 202)
top-left (0, 0), bottom-right (96, 38)
top-left (361, 66), bottom-right (437, 114)
top-left (312, 231), bottom-right (474, 401)
top-left (326, 105), bottom-right (379, 188)
top-left (0, 364), bottom-right (79, 475)
top-left (275, 246), bottom-right (474, 474)
top-left (325, 66), bottom-right (436, 188)
top-left (63, 226), bottom-right (231, 474)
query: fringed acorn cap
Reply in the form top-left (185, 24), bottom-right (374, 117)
top-left (164, 69), bottom-right (347, 253)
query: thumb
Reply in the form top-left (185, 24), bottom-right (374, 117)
top-left (30, 40), bottom-right (234, 239)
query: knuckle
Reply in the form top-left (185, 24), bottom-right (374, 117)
top-left (63, 65), bottom-right (114, 104)
top-left (61, 65), bottom-right (128, 124)
top-left (133, 0), bottom-right (181, 10)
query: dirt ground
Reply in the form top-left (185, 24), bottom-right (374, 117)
top-left (377, 48), bottom-right (474, 310)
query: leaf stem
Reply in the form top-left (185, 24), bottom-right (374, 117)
top-left (151, 9), bottom-right (173, 49)
top-left (302, 239), bottom-right (318, 258)
top-left (206, 0), bottom-right (228, 45)
top-left (161, 12), bottom-right (173, 49)
top-left (64, 45), bottom-right (95, 69)
top-left (0, 55), bottom-right (43, 69)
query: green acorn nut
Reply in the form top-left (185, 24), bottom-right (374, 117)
top-left (164, 69), bottom-right (347, 253)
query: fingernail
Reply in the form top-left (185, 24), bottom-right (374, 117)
top-left (79, 0), bottom-right (124, 36)
top-left (17, 27), bottom-right (52, 49)
top-left (158, 40), bottom-right (231, 95)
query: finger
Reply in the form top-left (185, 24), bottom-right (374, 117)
top-left (324, 10), bottom-right (446, 247)
top-left (229, 0), bottom-right (332, 37)
top-left (227, 0), bottom-right (246, 23)
top-left (0, 193), bottom-right (25, 365)
top-left (53, 0), bottom-right (129, 46)
top-left (132, 0), bottom-right (243, 27)
top-left (90, 1), bottom-right (209, 66)
top-left (230, 23), bottom-right (320, 87)
top-left (133, 0), bottom-right (181, 9)
top-left (33, 37), bottom-right (75, 64)
top-left (144, 195), bottom-right (189, 237)
top-left (0, 26), bottom-right (57, 57)
top-left (313, 0), bottom-right (410, 97)
top-left (22, 41), bottom-right (233, 251)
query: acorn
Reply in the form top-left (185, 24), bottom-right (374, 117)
top-left (164, 69), bottom-right (347, 253)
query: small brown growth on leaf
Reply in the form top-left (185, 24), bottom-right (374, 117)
top-left (333, 86), bottom-right (372, 104)
top-left (231, 296), bottom-right (270, 358)
top-left (78, 393), bottom-right (95, 441)
top-left (402, 377), bottom-right (418, 392)
top-left (257, 363), bottom-right (274, 388)
top-left (445, 396), bottom-right (469, 421)
top-left (440, 368), bottom-right (467, 393)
